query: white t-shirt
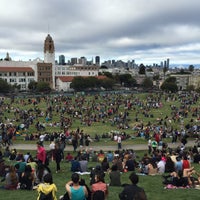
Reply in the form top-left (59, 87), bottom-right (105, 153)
top-left (157, 160), bottom-right (165, 174)
top-left (117, 136), bottom-right (121, 143)
top-left (49, 142), bottom-right (55, 150)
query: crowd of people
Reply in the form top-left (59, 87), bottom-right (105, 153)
top-left (0, 138), bottom-right (148, 200)
top-left (0, 92), bottom-right (199, 144)
top-left (0, 92), bottom-right (200, 199)
top-left (0, 133), bottom-right (200, 199)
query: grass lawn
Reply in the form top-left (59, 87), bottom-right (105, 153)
top-left (1, 92), bottom-right (200, 199)
top-left (2, 92), bottom-right (197, 139)
top-left (0, 150), bottom-right (200, 200)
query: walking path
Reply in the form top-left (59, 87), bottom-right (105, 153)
top-left (10, 140), bottom-right (196, 152)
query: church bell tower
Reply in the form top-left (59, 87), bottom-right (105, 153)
top-left (44, 34), bottom-right (55, 64)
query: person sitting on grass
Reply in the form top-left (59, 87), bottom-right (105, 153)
top-left (147, 160), bottom-right (158, 175)
top-left (109, 164), bottom-right (121, 186)
top-left (71, 157), bottom-right (81, 172)
top-left (1, 165), bottom-right (19, 190)
top-left (19, 165), bottom-right (35, 190)
top-left (97, 150), bottom-right (105, 163)
top-left (65, 152), bottom-right (74, 162)
top-left (91, 173), bottom-right (108, 200)
top-left (37, 173), bottom-right (57, 200)
top-left (162, 167), bottom-right (198, 188)
top-left (0, 158), bottom-right (10, 182)
top-left (65, 173), bottom-right (88, 200)
top-left (119, 172), bottom-right (147, 200)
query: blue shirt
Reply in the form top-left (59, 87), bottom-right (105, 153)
top-left (175, 161), bottom-right (183, 172)
top-left (70, 185), bottom-right (85, 200)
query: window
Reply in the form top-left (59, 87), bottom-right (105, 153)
top-left (10, 78), bottom-right (16, 82)
top-left (19, 78), bottom-right (26, 82)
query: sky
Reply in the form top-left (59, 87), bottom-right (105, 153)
top-left (0, 0), bottom-right (200, 66)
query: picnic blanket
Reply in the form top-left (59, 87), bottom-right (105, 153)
top-left (164, 184), bottom-right (191, 189)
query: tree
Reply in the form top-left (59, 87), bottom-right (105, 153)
top-left (141, 77), bottom-right (153, 89)
top-left (36, 82), bottom-right (51, 93)
top-left (100, 65), bottom-right (108, 69)
top-left (138, 64), bottom-right (146, 74)
top-left (100, 78), bottom-right (115, 89)
top-left (160, 77), bottom-right (178, 92)
top-left (119, 74), bottom-right (132, 86)
top-left (86, 77), bottom-right (100, 89)
top-left (186, 85), bottom-right (195, 92)
top-left (153, 74), bottom-right (160, 81)
top-left (120, 74), bottom-right (135, 86)
top-left (28, 80), bottom-right (37, 91)
top-left (102, 72), bottom-right (113, 79)
top-left (163, 66), bottom-right (168, 80)
top-left (70, 76), bottom-right (86, 91)
top-left (196, 87), bottom-right (200, 93)
top-left (188, 65), bottom-right (194, 72)
top-left (0, 78), bottom-right (11, 93)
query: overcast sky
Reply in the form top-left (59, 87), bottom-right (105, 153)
top-left (0, 0), bottom-right (200, 66)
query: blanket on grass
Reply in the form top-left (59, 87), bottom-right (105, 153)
top-left (164, 184), bottom-right (191, 189)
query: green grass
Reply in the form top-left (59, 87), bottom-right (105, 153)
top-left (0, 153), bottom-right (200, 200)
top-left (2, 92), bottom-right (195, 138)
top-left (1, 92), bottom-right (200, 199)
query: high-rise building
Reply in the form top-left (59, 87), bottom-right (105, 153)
top-left (59, 55), bottom-right (65, 65)
top-left (166, 58), bottom-right (170, 68)
top-left (164, 60), bottom-right (167, 68)
top-left (79, 57), bottom-right (87, 65)
top-left (71, 58), bottom-right (78, 65)
top-left (160, 61), bottom-right (163, 68)
top-left (95, 56), bottom-right (100, 66)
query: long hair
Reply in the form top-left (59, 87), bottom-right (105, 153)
top-left (9, 166), bottom-right (18, 185)
top-left (24, 165), bottom-right (34, 180)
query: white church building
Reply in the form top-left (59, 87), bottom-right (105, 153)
top-left (0, 34), bottom-right (99, 91)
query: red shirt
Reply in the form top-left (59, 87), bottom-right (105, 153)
top-left (37, 145), bottom-right (46, 164)
top-left (92, 181), bottom-right (108, 195)
top-left (182, 159), bottom-right (190, 169)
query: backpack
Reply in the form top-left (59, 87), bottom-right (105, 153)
top-left (59, 192), bottom-right (70, 200)
top-left (92, 190), bottom-right (105, 200)
top-left (39, 191), bottom-right (53, 200)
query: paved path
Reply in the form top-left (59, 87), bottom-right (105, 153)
top-left (9, 140), bottom-right (196, 152)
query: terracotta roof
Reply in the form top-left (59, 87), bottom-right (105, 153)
top-left (57, 76), bottom-right (107, 83)
top-left (0, 67), bottom-right (34, 72)
top-left (57, 76), bottom-right (74, 82)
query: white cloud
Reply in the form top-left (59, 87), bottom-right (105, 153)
top-left (0, 0), bottom-right (200, 65)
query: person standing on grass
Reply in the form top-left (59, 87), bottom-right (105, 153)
top-left (147, 137), bottom-right (152, 154)
top-left (49, 140), bottom-right (56, 161)
top-left (119, 172), bottom-right (147, 200)
top-left (72, 134), bottom-right (78, 152)
top-left (36, 141), bottom-right (46, 165)
top-left (117, 134), bottom-right (122, 150)
top-left (54, 142), bottom-right (62, 173)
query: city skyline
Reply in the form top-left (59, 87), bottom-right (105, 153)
top-left (0, 0), bottom-right (200, 65)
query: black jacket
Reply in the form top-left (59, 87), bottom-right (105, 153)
top-left (119, 184), bottom-right (147, 200)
